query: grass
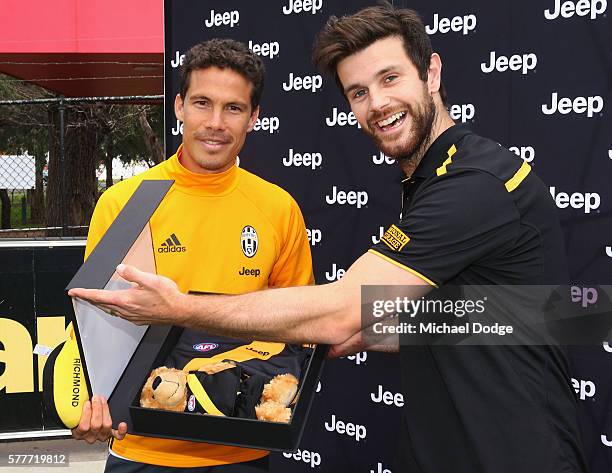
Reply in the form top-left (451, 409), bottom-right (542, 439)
top-left (3, 182), bottom-right (113, 230)
top-left (7, 190), bottom-right (32, 229)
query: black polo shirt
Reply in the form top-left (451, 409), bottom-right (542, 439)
top-left (370, 125), bottom-right (587, 473)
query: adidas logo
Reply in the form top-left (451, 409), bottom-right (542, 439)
top-left (158, 233), bottom-right (187, 253)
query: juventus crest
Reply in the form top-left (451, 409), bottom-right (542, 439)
top-left (241, 226), bottom-right (258, 258)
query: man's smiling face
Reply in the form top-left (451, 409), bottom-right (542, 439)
top-left (338, 35), bottom-right (436, 160)
top-left (175, 66), bottom-right (259, 174)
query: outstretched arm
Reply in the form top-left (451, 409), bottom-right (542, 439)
top-left (68, 252), bottom-right (432, 349)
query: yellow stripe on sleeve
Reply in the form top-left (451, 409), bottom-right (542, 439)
top-left (505, 161), bottom-right (531, 192)
top-left (436, 144), bottom-right (458, 176)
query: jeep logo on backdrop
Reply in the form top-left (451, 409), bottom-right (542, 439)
top-left (425, 13), bottom-right (477, 35)
top-left (542, 93), bottom-right (604, 117)
top-left (282, 0), bottom-right (323, 15)
top-left (481, 51), bottom-right (537, 74)
top-left (204, 9), bottom-right (239, 28)
top-left (544, 0), bottom-right (607, 20)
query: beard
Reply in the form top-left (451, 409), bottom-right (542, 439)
top-left (364, 85), bottom-right (437, 167)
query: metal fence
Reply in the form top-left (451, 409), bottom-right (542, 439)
top-left (0, 95), bottom-right (163, 238)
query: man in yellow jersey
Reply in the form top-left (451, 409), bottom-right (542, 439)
top-left (70, 38), bottom-right (313, 473)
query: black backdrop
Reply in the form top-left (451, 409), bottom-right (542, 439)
top-left (164, 1), bottom-right (611, 471)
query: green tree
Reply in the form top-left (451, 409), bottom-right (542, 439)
top-left (0, 73), bottom-right (163, 233)
top-left (0, 74), bottom-right (53, 228)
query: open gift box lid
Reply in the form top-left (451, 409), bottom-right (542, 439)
top-left (65, 179), bottom-right (327, 451)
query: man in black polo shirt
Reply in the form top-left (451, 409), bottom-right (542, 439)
top-left (369, 120), bottom-right (583, 472)
top-left (70, 4), bottom-right (587, 472)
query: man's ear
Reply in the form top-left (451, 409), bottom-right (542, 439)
top-left (247, 106), bottom-right (260, 132)
top-left (427, 53), bottom-right (442, 96)
top-left (175, 94), bottom-right (184, 122)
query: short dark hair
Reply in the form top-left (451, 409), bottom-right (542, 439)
top-left (312, 2), bottom-right (447, 104)
top-left (179, 38), bottom-right (265, 111)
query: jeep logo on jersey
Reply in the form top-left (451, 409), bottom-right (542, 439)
top-left (241, 226), bottom-right (258, 258)
top-left (158, 233), bottom-right (186, 253)
top-left (246, 346), bottom-right (270, 357)
top-left (193, 343), bottom-right (219, 353)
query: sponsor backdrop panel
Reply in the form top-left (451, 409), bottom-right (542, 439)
top-left (165, 0), bottom-right (611, 471)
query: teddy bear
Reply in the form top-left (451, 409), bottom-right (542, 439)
top-left (140, 362), bottom-right (299, 423)
top-left (140, 361), bottom-right (236, 411)
top-left (255, 373), bottom-right (299, 423)
top-left (140, 366), bottom-right (188, 412)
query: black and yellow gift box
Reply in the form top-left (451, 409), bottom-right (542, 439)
top-left (43, 180), bottom-right (326, 451)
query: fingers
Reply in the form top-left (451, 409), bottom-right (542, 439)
top-left (89, 396), bottom-right (104, 439)
top-left (116, 264), bottom-right (155, 288)
top-left (118, 265), bottom-right (180, 295)
top-left (112, 422), bottom-right (128, 441)
top-left (101, 397), bottom-right (113, 436)
top-left (328, 344), bottom-right (353, 359)
top-left (71, 298), bottom-right (126, 319)
top-left (327, 345), bottom-right (343, 359)
top-left (69, 267), bottom-right (181, 327)
top-left (89, 396), bottom-right (107, 444)
top-left (72, 400), bottom-right (92, 440)
top-left (68, 293), bottom-right (128, 320)
top-left (68, 288), bottom-right (116, 305)
top-left (328, 331), bottom-right (367, 358)
top-left (71, 395), bottom-right (116, 444)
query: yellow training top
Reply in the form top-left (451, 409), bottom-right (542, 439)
top-left (85, 146), bottom-right (314, 467)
